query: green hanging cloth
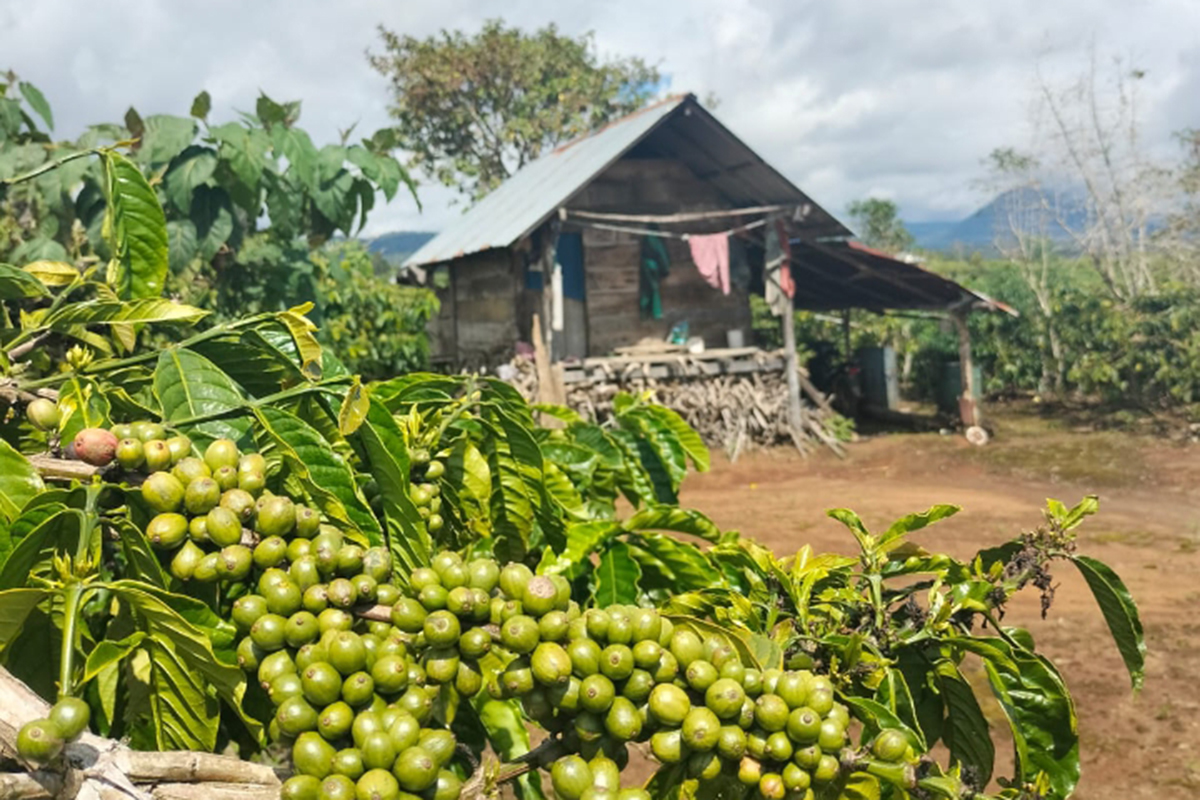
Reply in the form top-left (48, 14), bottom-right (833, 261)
top-left (639, 232), bottom-right (671, 319)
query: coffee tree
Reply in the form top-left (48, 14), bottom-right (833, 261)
top-left (0, 144), bottom-right (1143, 800)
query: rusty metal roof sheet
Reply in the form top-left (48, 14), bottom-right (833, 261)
top-left (404, 94), bottom-right (850, 268)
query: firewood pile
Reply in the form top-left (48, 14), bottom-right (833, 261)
top-left (494, 354), bottom-right (848, 459)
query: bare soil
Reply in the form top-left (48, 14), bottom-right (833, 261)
top-left (678, 405), bottom-right (1200, 799)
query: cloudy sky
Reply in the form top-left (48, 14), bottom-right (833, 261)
top-left (2, 0), bottom-right (1196, 235)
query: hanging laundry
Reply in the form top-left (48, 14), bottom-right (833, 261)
top-left (639, 232), bottom-right (671, 319)
top-left (687, 233), bottom-right (730, 295)
top-left (764, 216), bottom-right (795, 317)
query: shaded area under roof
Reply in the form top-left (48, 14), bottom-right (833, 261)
top-left (405, 93), bottom-right (849, 268)
top-left (790, 240), bottom-right (1017, 315)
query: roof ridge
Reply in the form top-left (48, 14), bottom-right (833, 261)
top-left (550, 92), bottom-right (693, 155)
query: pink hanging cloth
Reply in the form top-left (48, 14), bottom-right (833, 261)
top-left (687, 233), bottom-right (730, 295)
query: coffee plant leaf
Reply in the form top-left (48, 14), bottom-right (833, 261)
top-left (1071, 555), bottom-right (1145, 690)
top-left (0, 441), bottom-right (44, 524)
top-left (102, 150), bottom-right (168, 300)
top-left (982, 637), bottom-right (1079, 797)
top-left (0, 588), bottom-right (50, 654)
top-left (256, 405), bottom-right (382, 542)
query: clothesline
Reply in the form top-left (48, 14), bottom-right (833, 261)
top-left (569, 217), bottom-right (769, 241)
top-left (562, 204), bottom-right (799, 224)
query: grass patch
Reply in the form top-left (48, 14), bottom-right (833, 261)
top-left (956, 406), bottom-right (1149, 487)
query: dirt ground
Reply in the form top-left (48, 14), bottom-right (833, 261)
top-left (678, 404), bottom-right (1200, 799)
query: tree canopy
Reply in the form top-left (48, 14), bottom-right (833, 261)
top-left (368, 19), bottom-right (662, 200)
top-left (846, 198), bottom-right (914, 254)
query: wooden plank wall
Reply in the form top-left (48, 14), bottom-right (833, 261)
top-left (570, 159), bottom-right (754, 356)
top-left (438, 249), bottom-right (521, 365)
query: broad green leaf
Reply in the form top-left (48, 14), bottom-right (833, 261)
top-left (982, 638), bottom-right (1079, 797)
top-left (0, 508), bottom-right (84, 590)
top-left (593, 541), bottom-right (641, 607)
top-left (0, 588), bottom-right (50, 652)
top-left (110, 580), bottom-right (237, 663)
top-left (484, 410), bottom-right (545, 563)
top-left (543, 520), bottom-right (622, 575)
top-left (353, 399), bottom-right (429, 572)
top-left (163, 146), bottom-right (217, 214)
top-left (0, 263), bottom-right (49, 299)
top-left (629, 532), bottom-right (719, 591)
top-left (153, 348), bottom-right (252, 446)
top-left (473, 696), bottom-right (546, 800)
top-left (0, 441), bottom-right (44, 524)
top-left (193, 185), bottom-right (234, 260)
top-left (83, 631), bottom-right (147, 682)
top-left (18, 81), bottom-right (53, 129)
top-left (103, 150), bottom-right (169, 299)
top-left (108, 582), bottom-right (257, 740)
top-left (273, 126), bottom-right (318, 186)
top-left (139, 115), bottom-right (197, 167)
top-left (617, 407), bottom-right (688, 491)
top-left (625, 505), bottom-right (720, 542)
top-left (210, 122), bottom-right (270, 214)
top-left (747, 633), bottom-right (783, 671)
top-left (166, 219), bottom-right (199, 271)
top-left (875, 668), bottom-right (926, 749)
top-left (108, 517), bottom-right (168, 588)
top-left (1071, 555), bottom-right (1145, 690)
top-left (23, 260), bottom-right (78, 286)
top-left (879, 504), bottom-right (961, 546)
top-left (56, 376), bottom-right (112, 445)
top-left (338, 377), bottom-right (369, 436)
top-left (44, 297), bottom-right (207, 329)
top-left (607, 426), bottom-right (670, 506)
top-left (257, 406), bottom-right (382, 542)
top-left (935, 660), bottom-right (994, 786)
top-left (1, 603), bottom-right (58, 699)
top-left (636, 404), bottom-right (710, 472)
top-left (144, 633), bottom-right (220, 751)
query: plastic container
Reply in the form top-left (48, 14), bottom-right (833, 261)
top-left (726, 329), bottom-right (745, 348)
top-left (936, 361), bottom-right (983, 414)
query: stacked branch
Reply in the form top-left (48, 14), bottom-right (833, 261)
top-left (497, 355), bottom-right (847, 459)
top-left (0, 668), bottom-right (281, 800)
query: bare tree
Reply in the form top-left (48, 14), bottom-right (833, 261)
top-left (1028, 47), bottom-right (1170, 299)
top-left (983, 147), bottom-right (1066, 393)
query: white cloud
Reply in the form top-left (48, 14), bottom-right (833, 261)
top-left (2, 0), bottom-right (1197, 231)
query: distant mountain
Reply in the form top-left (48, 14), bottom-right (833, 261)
top-left (367, 231), bottom-right (437, 264)
top-left (907, 188), bottom-right (1086, 253)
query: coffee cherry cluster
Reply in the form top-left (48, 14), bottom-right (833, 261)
top-left (135, 437), bottom-right (317, 586)
top-left (406, 449), bottom-right (444, 533)
top-left (15, 698), bottom-right (91, 765)
top-left (473, 586), bottom-right (862, 800)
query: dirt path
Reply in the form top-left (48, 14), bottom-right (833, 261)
top-left (679, 416), bottom-right (1200, 799)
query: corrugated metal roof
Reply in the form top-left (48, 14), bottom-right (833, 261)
top-left (788, 240), bottom-right (1019, 315)
top-left (404, 94), bottom-right (851, 268)
top-left (404, 96), bottom-right (689, 268)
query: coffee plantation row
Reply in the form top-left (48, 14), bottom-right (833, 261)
top-left (0, 144), bottom-right (1145, 800)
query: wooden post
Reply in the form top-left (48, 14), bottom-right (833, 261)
top-left (781, 303), bottom-right (803, 432)
top-left (841, 310), bottom-right (852, 361)
top-left (951, 310), bottom-right (979, 427)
